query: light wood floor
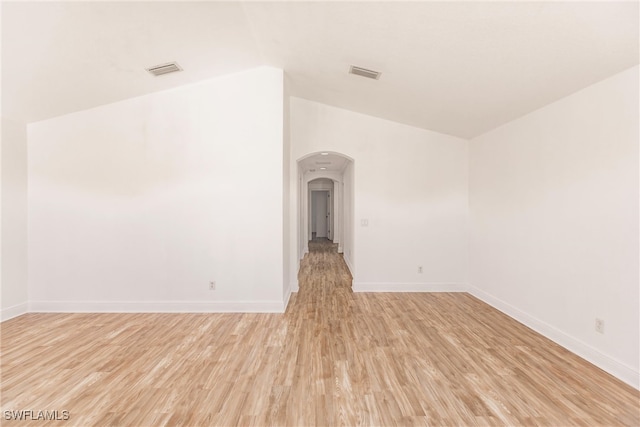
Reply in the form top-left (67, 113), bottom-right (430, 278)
top-left (1, 239), bottom-right (638, 426)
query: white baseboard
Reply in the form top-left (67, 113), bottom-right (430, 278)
top-left (353, 282), bottom-right (469, 292)
top-left (29, 300), bottom-right (286, 313)
top-left (283, 282), bottom-right (293, 310)
top-left (1, 302), bottom-right (28, 322)
top-left (343, 255), bottom-right (354, 277)
top-left (468, 286), bottom-right (640, 390)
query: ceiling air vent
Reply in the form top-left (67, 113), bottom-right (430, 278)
top-left (349, 65), bottom-right (381, 80)
top-left (146, 62), bottom-right (182, 77)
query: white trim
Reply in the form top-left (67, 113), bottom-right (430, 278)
top-left (29, 300), bottom-right (286, 313)
top-left (353, 282), bottom-right (468, 292)
top-left (290, 279), bottom-right (299, 293)
top-left (1, 302), bottom-right (28, 322)
top-left (338, 245), bottom-right (343, 253)
top-left (283, 282), bottom-right (293, 310)
top-left (468, 286), bottom-right (640, 390)
top-left (343, 255), bottom-right (354, 277)
top-left (282, 284), bottom-right (293, 312)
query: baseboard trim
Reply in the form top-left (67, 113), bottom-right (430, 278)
top-left (283, 282), bottom-right (293, 310)
top-left (343, 255), bottom-right (355, 277)
top-left (468, 286), bottom-right (640, 390)
top-left (1, 302), bottom-right (28, 322)
top-left (353, 282), bottom-right (469, 292)
top-left (29, 300), bottom-right (286, 314)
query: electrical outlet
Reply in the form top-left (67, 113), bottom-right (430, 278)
top-left (595, 318), bottom-right (604, 334)
top-left (418, 266), bottom-right (423, 274)
top-left (209, 281), bottom-right (216, 290)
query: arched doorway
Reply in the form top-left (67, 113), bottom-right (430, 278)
top-left (308, 178), bottom-right (333, 241)
top-left (296, 152), bottom-right (354, 277)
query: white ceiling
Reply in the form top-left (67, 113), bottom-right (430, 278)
top-left (298, 152), bottom-right (349, 174)
top-left (2, 1), bottom-right (638, 138)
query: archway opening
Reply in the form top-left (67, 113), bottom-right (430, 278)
top-left (296, 152), bottom-right (354, 277)
top-left (309, 178), bottom-right (333, 241)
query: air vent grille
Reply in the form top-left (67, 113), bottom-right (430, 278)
top-left (146, 62), bottom-right (182, 76)
top-left (349, 65), bottom-right (381, 80)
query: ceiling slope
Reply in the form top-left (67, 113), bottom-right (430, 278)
top-left (243, 1), bottom-right (639, 138)
top-left (2, 1), bottom-right (638, 138)
top-left (1, 2), bottom-right (264, 123)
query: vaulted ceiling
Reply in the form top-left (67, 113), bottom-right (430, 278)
top-left (2, 1), bottom-right (638, 138)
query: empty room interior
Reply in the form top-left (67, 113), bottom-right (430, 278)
top-left (1, 1), bottom-right (639, 426)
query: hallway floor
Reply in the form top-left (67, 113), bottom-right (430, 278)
top-left (1, 240), bottom-right (638, 426)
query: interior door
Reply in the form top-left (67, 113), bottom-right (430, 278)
top-left (313, 191), bottom-right (328, 238)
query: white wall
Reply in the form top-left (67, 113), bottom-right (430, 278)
top-left (1, 118), bottom-right (29, 320)
top-left (290, 98), bottom-right (469, 291)
top-left (469, 65), bottom-right (639, 388)
top-left (28, 67), bottom-right (287, 312)
top-left (282, 74), bottom-right (292, 304)
top-left (343, 161), bottom-right (355, 274)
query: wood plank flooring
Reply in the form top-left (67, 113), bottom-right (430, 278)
top-left (1, 239), bottom-right (638, 426)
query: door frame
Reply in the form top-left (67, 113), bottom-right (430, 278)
top-left (309, 189), bottom-right (332, 240)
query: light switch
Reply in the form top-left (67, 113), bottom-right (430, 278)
top-left (361, 219), bottom-right (369, 226)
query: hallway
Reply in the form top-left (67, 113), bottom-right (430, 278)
top-left (295, 238), bottom-right (353, 300)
